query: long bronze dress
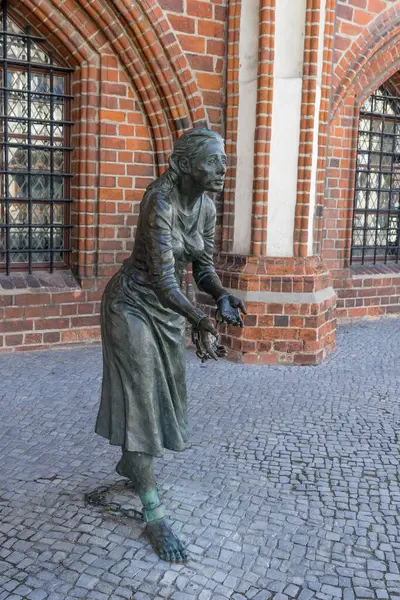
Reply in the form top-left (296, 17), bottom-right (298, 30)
top-left (95, 184), bottom-right (219, 457)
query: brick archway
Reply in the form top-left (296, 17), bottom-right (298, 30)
top-left (120, 0), bottom-right (208, 132)
top-left (322, 5), bottom-right (400, 321)
top-left (325, 39), bottom-right (400, 264)
top-left (13, 0), bottom-right (207, 171)
top-left (10, 0), bottom-right (207, 277)
top-left (331, 4), bottom-right (400, 118)
top-left (81, 0), bottom-right (208, 166)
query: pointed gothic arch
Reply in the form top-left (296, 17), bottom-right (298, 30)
top-left (331, 4), bottom-right (400, 118)
top-left (10, 0), bottom-right (207, 169)
top-left (7, 0), bottom-right (207, 277)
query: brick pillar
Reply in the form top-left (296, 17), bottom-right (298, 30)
top-left (202, 0), bottom-right (337, 365)
top-left (199, 254), bottom-right (336, 364)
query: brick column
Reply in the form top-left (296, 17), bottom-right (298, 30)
top-left (198, 255), bottom-right (336, 365)
top-left (199, 0), bottom-right (337, 365)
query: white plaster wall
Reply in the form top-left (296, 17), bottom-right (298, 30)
top-left (232, 0), bottom-right (260, 254)
top-left (266, 0), bottom-right (307, 257)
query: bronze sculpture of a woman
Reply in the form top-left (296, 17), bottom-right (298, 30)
top-left (95, 129), bottom-right (246, 561)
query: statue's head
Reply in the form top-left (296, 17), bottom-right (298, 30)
top-left (168, 128), bottom-right (227, 193)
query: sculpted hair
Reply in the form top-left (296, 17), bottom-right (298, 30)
top-left (147, 128), bottom-right (224, 194)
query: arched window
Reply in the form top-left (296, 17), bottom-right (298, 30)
top-left (351, 84), bottom-right (400, 265)
top-left (0, 3), bottom-right (73, 275)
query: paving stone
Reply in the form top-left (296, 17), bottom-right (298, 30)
top-left (284, 583), bottom-right (301, 597)
top-left (27, 591), bottom-right (48, 600)
top-left (13, 584), bottom-right (33, 596)
top-left (2, 580), bottom-right (19, 592)
top-left (0, 321), bottom-right (399, 599)
top-left (321, 585), bottom-right (342, 597)
top-left (75, 574), bottom-right (99, 590)
top-left (353, 588), bottom-right (375, 598)
top-left (298, 591), bottom-right (315, 600)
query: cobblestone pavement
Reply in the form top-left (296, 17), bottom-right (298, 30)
top-left (1, 320), bottom-right (400, 600)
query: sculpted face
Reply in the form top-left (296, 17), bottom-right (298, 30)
top-left (180, 138), bottom-right (227, 192)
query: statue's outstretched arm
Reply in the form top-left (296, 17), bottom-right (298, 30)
top-left (193, 200), bottom-right (247, 328)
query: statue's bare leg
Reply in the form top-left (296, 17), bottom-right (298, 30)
top-left (115, 454), bottom-right (131, 479)
top-left (118, 450), bottom-right (188, 562)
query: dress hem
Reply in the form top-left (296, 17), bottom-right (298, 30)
top-left (95, 428), bottom-right (187, 458)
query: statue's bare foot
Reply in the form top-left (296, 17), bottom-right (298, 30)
top-left (146, 519), bottom-right (188, 562)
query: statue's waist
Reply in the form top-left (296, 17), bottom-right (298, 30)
top-left (121, 261), bottom-right (186, 287)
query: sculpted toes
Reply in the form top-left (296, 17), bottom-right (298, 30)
top-left (146, 520), bottom-right (186, 562)
top-left (172, 548), bottom-right (181, 562)
top-left (159, 549), bottom-right (168, 561)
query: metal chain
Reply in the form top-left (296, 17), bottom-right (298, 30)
top-left (191, 308), bottom-right (223, 363)
top-left (84, 480), bottom-right (144, 522)
top-left (191, 327), bottom-right (220, 362)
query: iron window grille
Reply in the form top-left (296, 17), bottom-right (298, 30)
top-left (351, 85), bottom-right (400, 265)
top-left (0, 1), bottom-right (74, 275)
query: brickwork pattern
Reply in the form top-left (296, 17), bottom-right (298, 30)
top-left (322, 2), bottom-right (400, 320)
top-left (250, 0), bottom-right (275, 257)
top-left (221, 0), bottom-right (276, 255)
top-left (3, 0), bottom-right (400, 353)
top-left (0, 321), bottom-right (400, 599)
top-left (72, 63), bottom-right (155, 280)
top-left (294, 0), bottom-right (336, 258)
top-left (333, 0), bottom-right (399, 95)
top-left (1, 0), bottom-right (229, 351)
top-left (198, 255), bottom-right (336, 365)
top-left (334, 266), bottom-right (400, 321)
top-left (220, 0), bottom-right (240, 251)
top-left (0, 272), bottom-right (102, 352)
top-left (158, 0), bottom-right (228, 131)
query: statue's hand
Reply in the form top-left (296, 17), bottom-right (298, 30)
top-left (197, 317), bottom-right (219, 361)
top-left (217, 294), bottom-right (247, 328)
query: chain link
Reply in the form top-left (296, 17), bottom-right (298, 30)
top-left (84, 480), bottom-right (144, 522)
top-left (191, 308), bottom-right (224, 363)
top-left (191, 327), bottom-right (219, 362)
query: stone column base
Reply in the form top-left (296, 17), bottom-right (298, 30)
top-left (197, 254), bottom-right (337, 365)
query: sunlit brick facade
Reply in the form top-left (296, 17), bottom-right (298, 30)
top-left (0, 0), bottom-right (399, 363)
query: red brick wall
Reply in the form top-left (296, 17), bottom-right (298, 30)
top-left (0, 0), bottom-right (228, 352)
top-left (321, 2), bottom-right (400, 320)
top-left (72, 61), bottom-right (156, 281)
top-left (157, 0), bottom-right (227, 241)
top-left (197, 255), bottom-right (336, 365)
top-left (158, 0), bottom-right (227, 130)
top-left (250, 0), bottom-right (275, 257)
top-left (294, 0), bottom-right (336, 258)
top-left (220, 0), bottom-right (242, 251)
top-left (333, 0), bottom-right (398, 71)
top-left (3, 0), bottom-right (398, 355)
top-left (220, 0), bottom-right (276, 255)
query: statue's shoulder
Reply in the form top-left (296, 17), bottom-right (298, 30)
top-left (202, 194), bottom-right (217, 219)
top-left (143, 185), bottom-right (173, 214)
top-left (140, 186), bottom-right (173, 230)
